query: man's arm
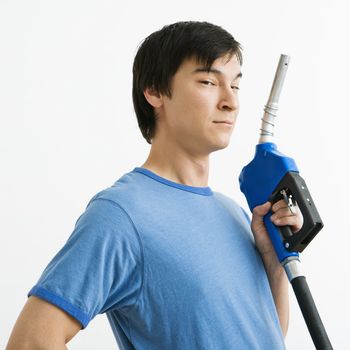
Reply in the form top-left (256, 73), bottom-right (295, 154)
top-left (258, 242), bottom-right (290, 336)
top-left (6, 296), bottom-right (81, 350)
top-left (251, 200), bottom-right (303, 337)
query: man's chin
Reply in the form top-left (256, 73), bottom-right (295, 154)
top-left (209, 140), bottom-right (231, 153)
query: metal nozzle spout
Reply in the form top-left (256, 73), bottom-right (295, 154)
top-left (259, 54), bottom-right (290, 144)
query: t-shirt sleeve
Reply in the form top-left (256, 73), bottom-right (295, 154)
top-left (28, 198), bottom-right (143, 328)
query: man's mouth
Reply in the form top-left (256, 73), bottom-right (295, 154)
top-left (213, 120), bottom-right (233, 126)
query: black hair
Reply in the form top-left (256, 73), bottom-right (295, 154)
top-left (132, 21), bottom-right (243, 144)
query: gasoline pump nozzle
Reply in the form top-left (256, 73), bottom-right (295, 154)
top-left (239, 54), bottom-right (332, 349)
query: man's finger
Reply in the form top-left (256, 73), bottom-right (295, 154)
top-left (272, 198), bottom-right (298, 216)
top-left (271, 207), bottom-right (296, 221)
top-left (253, 202), bottom-right (271, 217)
top-left (271, 214), bottom-right (301, 229)
top-left (271, 199), bottom-right (290, 212)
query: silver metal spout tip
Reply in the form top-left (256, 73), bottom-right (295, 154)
top-left (258, 54), bottom-right (290, 144)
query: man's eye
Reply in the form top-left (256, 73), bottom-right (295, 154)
top-left (200, 80), bottom-right (215, 86)
top-left (231, 86), bottom-right (240, 90)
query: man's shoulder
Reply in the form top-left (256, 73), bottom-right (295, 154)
top-left (89, 169), bottom-right (144, 206)
top-left (212, 191), bottom-right (240, 210)
top-left (72, 170), bottom-right (144, 241)
top-left (213, 191), bottom-right (251, 223)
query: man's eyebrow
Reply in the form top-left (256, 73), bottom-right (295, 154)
top-left (192, 67), bottom-right (242, 79)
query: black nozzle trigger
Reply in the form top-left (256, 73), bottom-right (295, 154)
top-left (269, 172), bottom-right (324, 252)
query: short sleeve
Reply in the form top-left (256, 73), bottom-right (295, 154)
top-left (28, 198), bottom-right (143, 328)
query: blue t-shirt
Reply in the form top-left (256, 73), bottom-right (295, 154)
top-left (29, 167), bottom-right (285, 349)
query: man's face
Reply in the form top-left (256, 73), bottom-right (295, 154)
top-left (156, 54), bottom-right (241, 156)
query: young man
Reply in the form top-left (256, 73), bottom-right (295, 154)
top-left (7, 21), bottom-right (302, 349)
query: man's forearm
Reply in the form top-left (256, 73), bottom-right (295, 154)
top-left (261, 252), bottom-right (289, 337)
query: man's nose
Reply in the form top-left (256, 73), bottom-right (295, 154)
top-left (218, 86), bottom-right (239, 111)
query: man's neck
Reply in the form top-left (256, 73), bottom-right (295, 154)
top-left (141, 142), bottom-right (210, 188)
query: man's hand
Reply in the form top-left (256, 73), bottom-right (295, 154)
top-left (251, 199), bottom-right (303, 259)
top-left (251, 199), bottom-right (303, 337)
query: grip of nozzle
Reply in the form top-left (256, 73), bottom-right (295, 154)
top-left (259, 54), bottom-right (290, 144)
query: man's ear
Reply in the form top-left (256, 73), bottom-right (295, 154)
top-left (144, 87), bottom-right (163, 108)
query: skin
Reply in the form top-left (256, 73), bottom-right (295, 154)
top-left (6, 296), bottom-right (81, 349)
top-left (6, 53), bottom-right (302, 348)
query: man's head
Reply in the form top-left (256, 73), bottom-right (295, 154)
top-left (132, 21), bottom-right (243, 145)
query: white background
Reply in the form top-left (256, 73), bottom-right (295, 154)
top-left (1, 0), bottom-right (348, 349)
